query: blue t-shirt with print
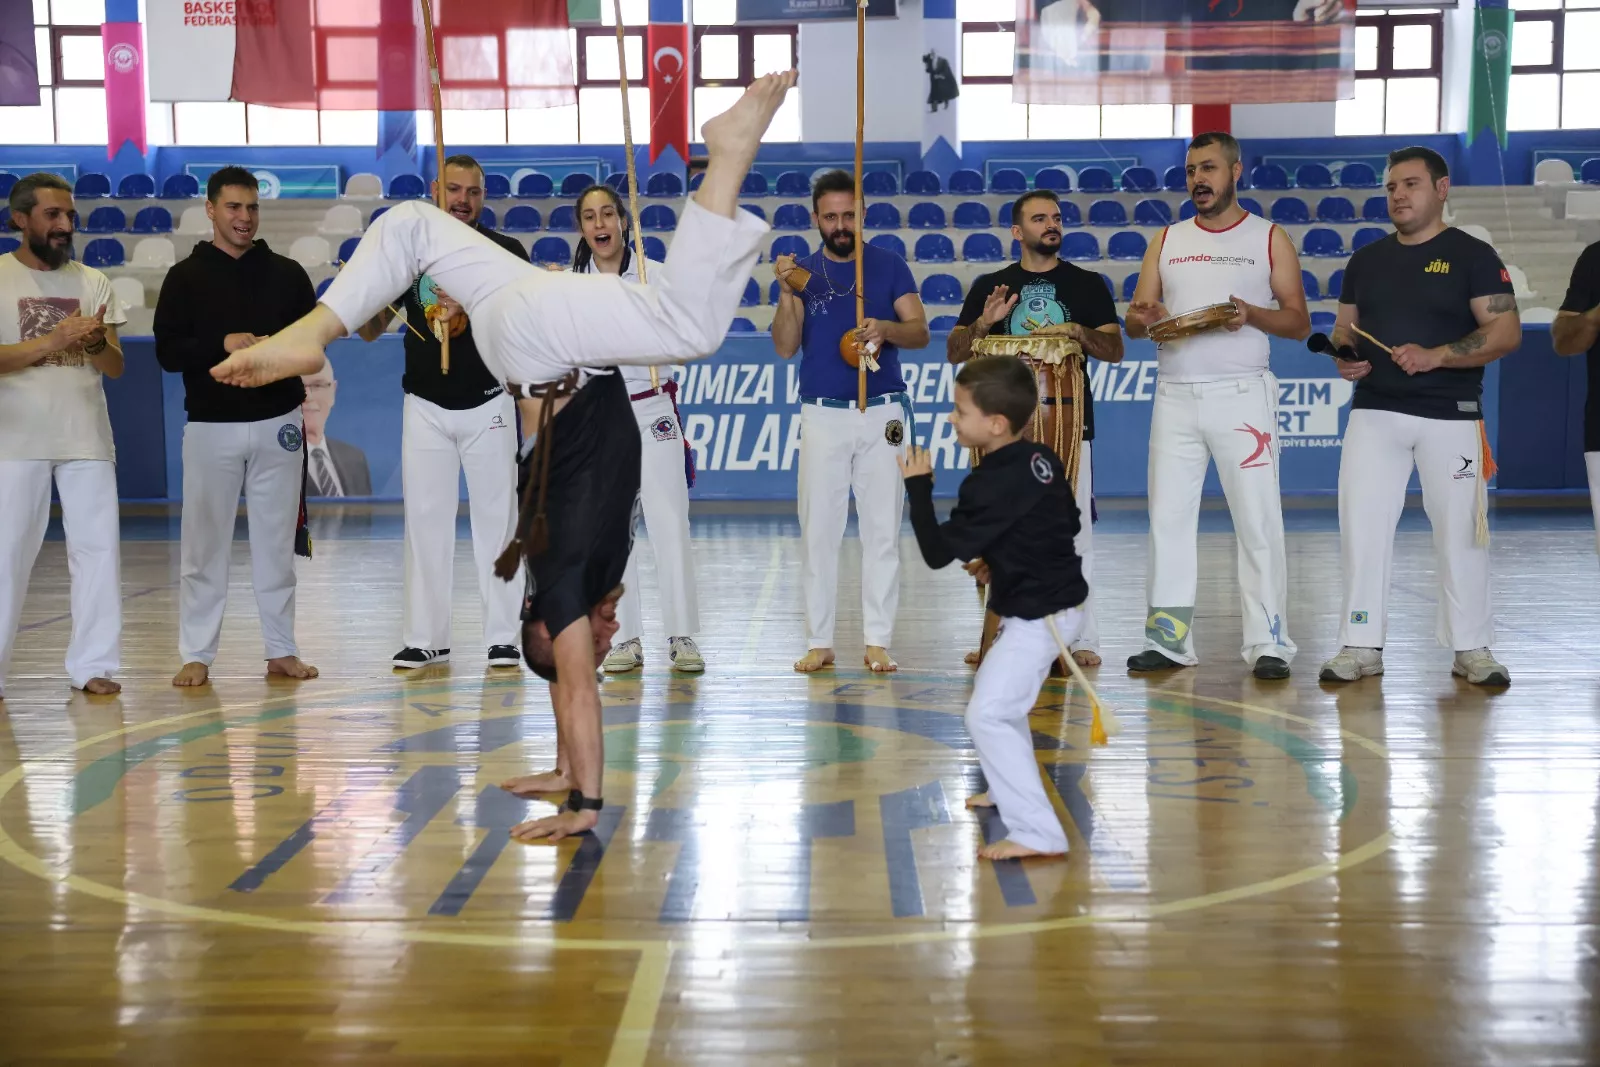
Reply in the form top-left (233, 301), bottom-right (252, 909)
top-left (796, 243), bottom-right (918, 400)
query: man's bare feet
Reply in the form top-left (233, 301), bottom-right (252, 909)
top-left (212, 338), bottom-right (326, 389)
top-left (864, 646), bottom-right (898, 673)
top-left (965, 792), bottom-right (995, 809)
top-left (1072, 649), bottom-right (1102, 668)
top-left (964, 649), bottom-right (980, 667)
top-left (80, 677), bottom-right (121, 696)
top-left (510, 808), bottom-right (598, 843)
top-left (172, 662), bottom-right (209, 687)
top-left (979, 838), bottom-right (1065, 861)
top-left (794, 648), bottom-right (835, 673)
top-left (266, 656), bottom-right (319, 680)
top-left (500, 770), bottom-right (572, 797)
top-left (700, 70), bottom-right (798, 171)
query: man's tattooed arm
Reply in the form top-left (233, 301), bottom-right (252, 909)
top-left (1439, 290), bottom-right (1522, 368)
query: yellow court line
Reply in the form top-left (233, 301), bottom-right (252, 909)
top-left (606, 944), bottom-right (675, 1067)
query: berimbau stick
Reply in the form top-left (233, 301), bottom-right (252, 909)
top-left (418, 0), bottom-right (450, 375)
top-left (854, 0), bottom-right (867, 413)
top-left (1349, 324), bottom-right (1393, 355)
top-left (1044, 615), bottom-right (1119, 746)
top-left (612, 0), bottom-right (659, 391)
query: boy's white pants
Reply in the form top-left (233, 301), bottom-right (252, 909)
top-left (1337, 408), bottom-right (1493, 651)
top-left (797, 397), bottom-right (909, 650)
top-left (0, 459), bottom-right (120, 692)
top-left (401, 392), bottom-right (522, 651)
top-left (616, 390), bottom-right (699, 643)
top-left (968, 607), bottom-right (1084, 854)
top-left (1144, 372), bottom-right (1296, 666)
top-left (179, 416), bottom-right (304, 665)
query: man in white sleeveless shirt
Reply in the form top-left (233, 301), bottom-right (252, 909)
top-left (1124, 132), bottom-right (1310, 679)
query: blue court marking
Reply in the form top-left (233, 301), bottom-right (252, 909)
top-left (228, 763), bottom-right (398, 892)
top-left (879, 780), bottom-right (953, 919)
top-left (321, 765), bottom-right (463, 904)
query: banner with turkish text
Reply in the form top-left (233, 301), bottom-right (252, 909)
top-left (648, 22), bottom-right (690, 164)
top-left (102, 23), bottom-right (148, 157)
top-left (146, 0), bottom-right (237, 101)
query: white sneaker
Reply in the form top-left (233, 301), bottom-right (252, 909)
top-left (602, 638), bottom-right (643, 673)
top-left (1452, 648), bottom-right (1510, 686)
top-left (1318, 646), bottom-right (1383, 682)
top-left (669, 636), bottom-right (705, 673)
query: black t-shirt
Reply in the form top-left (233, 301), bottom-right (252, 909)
top-left (399, 224), bottom-right (528, 410)
top-left (1559, 241), bottom-right (1600, 451)
top-left (956, 260), bottom-right (1117, 442)
top-left (1339, 227), bottom-right (1514, 421)
top-left (905, 439), bottom-right (1087, 620)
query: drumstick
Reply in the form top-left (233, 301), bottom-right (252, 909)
top-left (1044, 615), bottom-right (1119, 745)
top-left (1349, 324), bottom-right (1393, 355)
top-left (387, 304), bottom-right (431, 343)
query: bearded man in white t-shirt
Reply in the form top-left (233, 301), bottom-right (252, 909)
top-left (0, 172), bottom-right (128, 699)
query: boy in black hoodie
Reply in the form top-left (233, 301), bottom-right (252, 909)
top-left (900, 355), bottom-right (1088, 860)
top-left (153, 165), bottom-right (319, 688)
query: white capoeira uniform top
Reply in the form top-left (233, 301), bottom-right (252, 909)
top-left (1154, 213), bottom-right (1276, 383)
top-left (583, 253), bottom-right (664, 394)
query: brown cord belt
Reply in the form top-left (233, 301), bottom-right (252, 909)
top-left (494, 371), bottom-right (581, 580)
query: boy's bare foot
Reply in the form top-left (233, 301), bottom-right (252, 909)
top-left (1072, 649), bottom-right (1102, 668)
top-left (172, 662), bottom-right (209, 687)
top-left (510, 808), bottom-right (598, 843)
top-left (964, 649), bottom-right (980, 667)
top-left (794, 648), bottom-right (835, 673)
top-left (965, 792), bottom-right (995, 809)
top-left (979, 838), bottom-right (1065, 861)
top-left (500, 769), bottom-right (572, 797)
top-left (80, 677), bottom-right (121, 695)
top-left (699, 71), bottom-right (798, 172)
top-left (266, 656), bottom-right (319, 679)
top-left (864, 646), bottom-right (898, 673)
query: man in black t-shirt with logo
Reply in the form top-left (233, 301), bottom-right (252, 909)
top-left (949, 188), bottom-right (1123, 668)
top-left (1320, 146), bottom-right (1520, 687)
top-left (1552, 240), bottom-right (1600, 559)
top-left (357, 154), bottom-right (528, 673)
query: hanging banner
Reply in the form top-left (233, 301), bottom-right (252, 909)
top-left (103, 23), bottom-right (148, 158)
top-left (1467, 0), bottom-right (1512, 148)
top-left (0, 0), bottom-right (39, 106)
top-left (146, 0), bottom-right (237, 101)
top-left (648, 21), bottom-right (691, 164)
top-left (736, 0), bottom-right (896, 21)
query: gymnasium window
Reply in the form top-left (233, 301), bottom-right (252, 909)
top-left (1508, 0), bottom-right (1600, 131)
top-left (1333, 8), bottom-right (1445, 136)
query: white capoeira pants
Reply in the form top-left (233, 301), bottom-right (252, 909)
top-left (1069, 438), bottom-right (1098, 653)
top-left (322, 200), bottom-right (767, 386)
top-left (1586, 452), bottom-right (1600, 557)
top-left (0, 459), bottom-right (120, 692)
top-left (401, 392), bottom-right (522, 650)
top-left (179, 416), bottom-right (304, 665)
top-left (968, 607), bottom-right (1084, 854)
top-left (798, 397), bottom-right (909, 650)
top-left (616, 390), bottom-right (699, 643)
top-left (1144, 372), bottom-right (1296, 665)
top-left (1337, 409), bottom-right (1493, 651)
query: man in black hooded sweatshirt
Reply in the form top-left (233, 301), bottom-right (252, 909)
top-left (154, 165), bottom-right (320, 688)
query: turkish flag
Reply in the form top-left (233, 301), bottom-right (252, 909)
top-left (647, 23), bottom-right (690, 164)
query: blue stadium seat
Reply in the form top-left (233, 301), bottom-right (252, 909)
top-left (547, 205), bottom-right (577, 232)
top-left (1088, 199), bottom-right (1128, 227)
top-left (869, 233), bottom-right (906, 258)
top-left (908, 202), bottom-right (946, 229)
top-left (996, 200), bottom-right (1014, 227)
top-left (1133, 199), bottom-right (1173, 227)
top-left (962, 233), bottom-right (1004, 262)
top-left (484, 173), bottom-right (511, 199)
top-left (1011, 239), bottom-right (1022, 259)
top-left (1296, 163), bottom-right (1335, 190)
top-left (1250, 165), bottom-right (1289, 190)
top-left (388, 173), bottom-right (427, 199)
top-left (1302, 227), bottom-right (1345, 257)
top-left (689, 172), bottom-right (704, 191)
top-left (863, 171), bottom-right (898, 196)
top-left (84, 207), bottom-right (126, 234)
top-left (1339, 162), bottom-right (1379, 189)
top-left (1362, 196), bottom-right (1389, 223)
top-left (561, 173), bottom-right (593, 196)
top-left (769, 170), bottom-right (805, 198)
top-left (864, 202), bottom-right (901, 230)
top-left (532, 236), bottom-right (571, 265)
top-left (471, 206), bottom-right (493, 230)
top-left (1100, 273), bottom-right (1115, 296)
top-left (1316, 196), bottom-right (1356, 223)
top-left (75, 173), bottom-right (111, 199)
top-left (905, 170), bottom-right (942, 195)
top-left (729, 317), bottom-right (758, 333)
top-left (369, 206), bottom-right (389, 224)
top-left (1034, 167), bottom-right (1071, 193)
top-left (502, 205), bottom-right (542, 232)
top-left (773, 203), bottom-right (809, 231)
top-left (1121, 166), bottom-right (1158, 193)
top-left (920, 273), bottom-right (964, 305)
top-left (1163, 165), bottom-right (1187, 192)
top-left (1352, 226), bottom-right (1386, 250)
top-left (740, 204), bottom-right (766, 221)
top-left (1302, 270), bottom-right (1320, 301)
top-left (603, 172), bottom-right (631, 195)
top-left (83, 238), bottom-right (123, 267)
top-left (1583, 158), bottom-right (1600, 184)
top-left (953, 201), bottom-right (992, 229)
top-left (1328, 268), bottom-right (1346, 298)
top-left (643, 235), bottom-right (666, 260)
top-left (0, 237), bottom-right (19, 255)
top-left (929, 315), bottom-right (959, 331)
top-left (1240, 197), bottom-right (1265, 216)
top-left (130, 206), bottom-right (172, 234)
top-left (640, 204), bottom-right (676, 232)
top-left (0, 173), bottom-right (17, 198)
top-left (161, 173), bottom-right (200, 199)
top-left (646, 171), bottom-right (684, 198)
top-left (1122, 272), bottom-right (1140, 301)
top-left (115, 173), bottom-right (155, 199)
top-left (740, 172), bottom-right (769, 197)
top-left (1107, 231), bottom-right (1146, 261)
top-left (1062, 232), bottom-right (1101, 261)
top-left (769, 280), bottom-right (782, 304)
top-left (1179, 201), bottom-right (1197, 221)
top-left (915, 233), bottom-right (956, 263)
top-left (337, 236), bottom-right (362, 263)
top-left (949, 169), bottom-right (984, 194)
top-left (1310, 310), bottom-right (1337, 333)
top-left (1077, 167), bottom-right (1114, 193)
top-left (770, 234), bottom-right (810, 260)
top-left (315, 277), bottom-right (333, 298)
top-left (1270, 197), bottom-right (1311, 225)
top-left (518, 173), bottom-right (554, 198)
top-left (989, 168), bottom-right (1027, 193)
top-left (740, 279), bottom-right (761, 306)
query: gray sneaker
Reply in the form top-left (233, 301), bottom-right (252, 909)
top-left (668, 636), bottom-right (705, 673)
top-left (1319, 646), bottom-right (1383, 682)
top-left (601, 637), bottom-right (643, 673)
top-left (1452, 648), bottom-right (1509, 686)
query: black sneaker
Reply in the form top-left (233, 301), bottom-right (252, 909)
top-left (1253, 655), bottom-right (1291, 680)
top-left (1127, 649), bottom-right (1185, 672)
top-left (487, 644), bottom-right (521, 668)
top-left (393, 647), bottom-right (449, 669)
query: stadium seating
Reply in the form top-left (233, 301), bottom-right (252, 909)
top-left (729, 317), bottom-right (757, 333)
top-left (740, 204), bottom-right (766, 221)
top-left (643, 236), bottom-right (666, 260)
top-left (368, 206), bottom-right (389, 224)
top-left (774, 171), bottom-right (808, 197)
top-left (1534, 159), bottom-right (1574, 185)
top-left (84, 238), bottom-right (124, 268)
top-left (603, 173), bottom-right (630, 195)
top-left (1328, 268), bottom-right (1345, 298)
top-left (1270, 197), bottom-right (1311, 224)
top-left (484, 173), bottom-right (511, 198)
top-left (1310, 310), bottom-right (1337, 332)
top-left (989, 168), bottom-right (1027, 193)
top-left (502, 206), bottom-right (542, 232)
top-left (962, 233), bottom-right (1004, 262)
top-left (908, 202), bottom-right (946, 229)
top-left (1316, 196), bottom-right (1356, 223)
top-left (75, 173), bottom-right (112, 199)
top-left (1581, 158), bottom-right (1600, 184)
top-left (768, 280), bottom-right (782, 304)
top-left (952, 201), bottom-right (992, 229)
top-left (1121, 167), bottom-right (1159, 193)
top-left (336, 236), bottom-right (362, 263)
top-left (0, 237), bottom-right (18, 256)
top-left (289, 235), bottom-right (331, 269)
top-left (343, 173), bottom-right (383, 198)
top-left (920, 273), bottom-right (963, 304)
top-left (864, 202), bottom-right (901, 229)
top-left (388, 174), bottom-right (427, 199)
top-left (1099, 273), bottom-right (1114, 295)
top-left (1239, 197), bottom-right (1265, 216)
top-left (532, 236), bottom-right (571, 265)
top-left (547, 205), bottom-right (577, 231)
top-left (1362, 196), bottom-right (1388, 222)
top-left (1077, 167), bottom-right (1114, 193)
top-left (905, 170), bottom-right (942, 196)
top-left (130, 206), bottom-right (173, 234)
top-left (641, 204), bottom-right (676, 231)
top-left (869, 233), bottom-right (906, 258)
top-left (314, 277), bottom-right (334, 298)
top-left (770, 235), bottom-right (809, 260)
top-left (1352, 226), bottom-right (1385, 250)
top-left (773, 204), bottom-right (810, 230)
top-left (1163, 166), bottom-right (1187, 192)
top-left (1339, 162), bottom-right (1380, 188)
top-left (689, 172), bottom-right (704, 191)
top-left (518, 173), bottom-right (555, 198)
top-left (741, 279), bottom-right (760, 306)
top-left (479, 207), bottom-right (497, 230)
top-left (1133, 199), bottom-right (1173, 226)
top-left (1122, 273), bottom-right (1140, 301)
top-left (1034, 168), bottom-right (1071, 193)
top-left (1088, 200), bottom-right (1128, 227)
top-left (558, 173), bottom-right (591, 196)
top-left (863, 171), bottom-right (898, 196)
top-left (740, 172), bottom-right (769, 197)
top-left (1107, 231), bottom-right (1146, 261)
top-left (130, 236), bottom-right (176, 269)
top-left (116, 174), bottom-right (155, 199)
top-left (111, 275), bottom-right (144, 309)
top-left (317, 203), bottom-right (364, 236)
top-left (1179, 201), bottom-right (1196, 221)
top-left (949, 169), bottom-right (984, 194)
top-left (914, 233), bottom-right (956, 263)
top-left (0, 173), bottom-right (17, 198)
top-left (1250, 165), bottom-right (1289, 190)
top-left (84, 207), bottom-right (126, 234)
top-left (1062, 232), bottom-right (1100, 261)
top-left (646, 172), bottom-right (684, 198)
top-left (929, 315), bottom-right (959, 330)
top-left (1057, 201), bottom-right (1084, 227)
top-left (1296, 163), bottom-right (1335, 190)
top-left (1302, 227), bottom-right (1345, 257)
top-left (173, 205), bottom-right (209, 237)
top-left (1302, 270), bottom-right (1320, 300)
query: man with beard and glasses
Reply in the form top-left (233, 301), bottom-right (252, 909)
top-left (947, 188), bottom-right (1123, 670)
top-left (0, 172), bottom-right (128, 699)
top-left (771, 168), bottom-right (930, 675)
top-left (1123, 131), bottom-right (1309, 680)
top-left (1318, 147), bottom-right (1519, 687)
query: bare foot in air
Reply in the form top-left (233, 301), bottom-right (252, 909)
top-left (172, 662), bottom-right (209, 687)
top-left (212, 335), bottom-right (327, 389)
top-left (864, 646), bottom-right (898, 673)
top-left (80, 677), bottom-right (121, 696)
top-left (965, 792), bottom-right (995, 809)
top-left (267, 656), bottom-right (319, 680)
top-left (700, 71), bottom-right (798, 171)
top-left (1072, 649), bottom-right (1102, 668)
top-left (794, 648), bottom-right (835, 673)
top-left (979, 838), bottom-right (1065, 861)
top-left (510, 808), bottom-right (598, 843)
top-left (500, 769), bottom-right (572, 797)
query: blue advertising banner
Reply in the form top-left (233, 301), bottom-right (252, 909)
top-left (736, 0), bottom-right (898, 21)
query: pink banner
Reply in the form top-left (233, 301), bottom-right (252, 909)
top-left (102, 22), bottom-right (147, 159)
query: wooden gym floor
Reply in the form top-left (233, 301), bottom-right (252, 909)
top-left (1, 501), bottom-right (1597, 1066)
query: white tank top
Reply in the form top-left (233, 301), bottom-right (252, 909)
top-left (1155, 213), bottom-right (1276, 383)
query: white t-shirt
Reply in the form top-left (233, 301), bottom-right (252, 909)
top-left (582, 254), bottom-right (667, 393)
top-left (0, 254), bottom-right (128, 462)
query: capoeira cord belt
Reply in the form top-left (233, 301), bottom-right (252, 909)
top-left (494, 371), bottom-right (582, 580)
top-left (1476, 420), bottom-right (1498, 548)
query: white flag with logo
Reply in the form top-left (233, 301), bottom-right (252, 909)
top-left (146, 0), bottom-right (236, 101)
